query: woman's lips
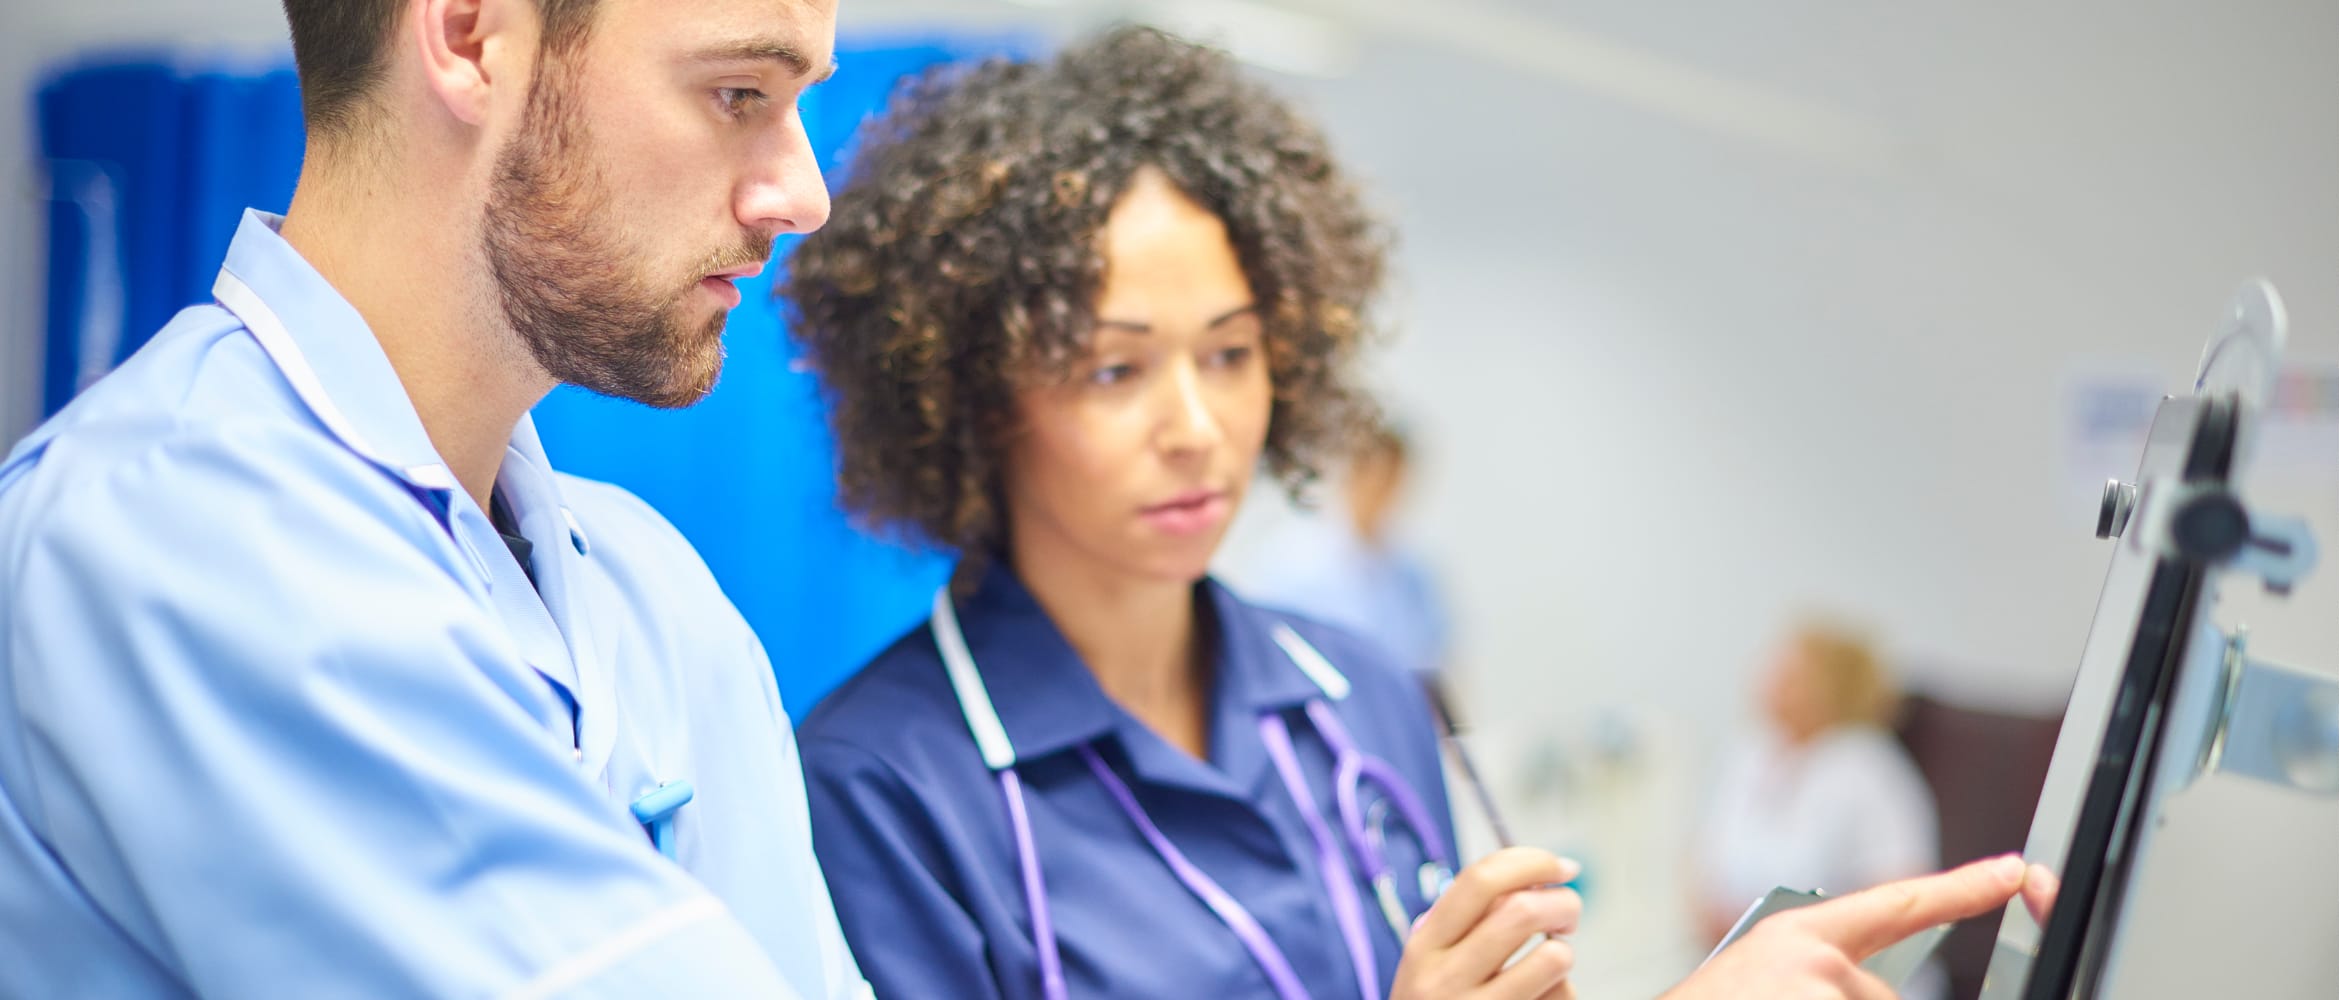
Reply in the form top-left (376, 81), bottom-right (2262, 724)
top-left (1140, 490), bottom-right (1230, 537)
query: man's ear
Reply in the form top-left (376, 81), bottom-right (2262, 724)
top-left (409, 0), bottom-right (533, 127)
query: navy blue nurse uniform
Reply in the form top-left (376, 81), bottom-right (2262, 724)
top-left (799, 563), bottom-right (1457, 999)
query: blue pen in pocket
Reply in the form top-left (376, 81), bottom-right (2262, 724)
top-left (630, 780), bottom-right (695, 859)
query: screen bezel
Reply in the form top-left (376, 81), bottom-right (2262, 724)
top-left (2006, 395), bottom-right (2236, 1000)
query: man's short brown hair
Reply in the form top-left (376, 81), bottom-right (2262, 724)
top-left (279, 0), bottom-right (601, 138)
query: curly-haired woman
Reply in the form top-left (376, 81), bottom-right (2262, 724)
top-left (781, 25), bottom-right (1580, 1000)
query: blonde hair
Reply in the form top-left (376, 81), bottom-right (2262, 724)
top-left (1793, 622), bottom-right (1899, 728)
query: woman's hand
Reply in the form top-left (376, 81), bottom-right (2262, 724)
top-left (1662, 855), bottom-right (2029, 1000)
top-left (1390, 847), bottom-right (1583, 1000)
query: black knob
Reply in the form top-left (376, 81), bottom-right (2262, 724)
top-left (2170, 491), bottom-right (2250, 563)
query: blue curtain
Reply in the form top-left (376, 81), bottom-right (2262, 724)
top-left (36, 34), bottom-right (1028, 717)
top-left (38, 57), bottom-right (305, 410)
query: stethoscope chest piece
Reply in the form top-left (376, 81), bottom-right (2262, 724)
top-left (1419, 861), bottom-right (1452, 908)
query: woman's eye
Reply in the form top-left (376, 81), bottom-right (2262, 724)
top-left (1089, 362), bottom-right (1140, 386)
top-left (1211, 345), bottom-right (1255, 368)
top-left (717, 87), bottom-right (771, 119)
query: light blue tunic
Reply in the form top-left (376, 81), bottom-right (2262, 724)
top-left (0, 211), bottom-right (868, 999)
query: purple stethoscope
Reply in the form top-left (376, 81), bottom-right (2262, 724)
top-left (932, 590), bottom-right (1457, 1000)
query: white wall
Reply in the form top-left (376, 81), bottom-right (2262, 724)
top-left (1207, 2), bottom-right (2339, 995)
top-left (1259, 0), bottom-right (2337, 713)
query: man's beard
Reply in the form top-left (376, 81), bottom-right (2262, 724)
top-left (481, 58), bottom-right (764, 408)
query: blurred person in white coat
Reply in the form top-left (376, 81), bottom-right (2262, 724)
top-left (1693, 621), bottom-right (1948, 1000)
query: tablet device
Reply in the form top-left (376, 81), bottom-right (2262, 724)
top-left (1980, 282), bottom-right (2284, 1000)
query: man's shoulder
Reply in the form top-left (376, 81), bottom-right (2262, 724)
top-left (547, 473), bottom-right (766, 673)
top-left (57, 301), bottom-right (290, 412)
top-left (0, 306), bottom-right (493, 628)
top-left (4, 303), bottom-right (341, 502)
top-left (553, 473), bottom-right (685, 543)
top-left (550, 473), bottom-right (723, 597)
top-left (6, 427), bottom-right (409, 541)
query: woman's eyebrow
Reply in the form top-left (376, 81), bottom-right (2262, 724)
top-left (1207, 304), bottom-right (1259, 328)
top-left (1093, 304), bottom-right (1258, 334)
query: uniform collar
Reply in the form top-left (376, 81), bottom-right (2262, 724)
top-left (213, 211), bottom-right (609, 768)
top-left (1203, 577), bottom-right (1329, 713)
top-left (959, 563), bottom-right (1326, 798)
top-left (213, 209), bottom-right (584, 552)
top-left (212, 209), bottom-right (461, 492)
top-left (952, 562), bottom-right (1119, 764)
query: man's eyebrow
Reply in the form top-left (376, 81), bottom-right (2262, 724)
top-left (688, 40), bottom-right (836, 82)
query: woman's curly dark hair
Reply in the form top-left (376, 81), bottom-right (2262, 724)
top-left (781, 25), bottom-right (1387, 571)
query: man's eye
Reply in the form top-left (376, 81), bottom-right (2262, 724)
top-left (717, 88), bottom-right (771, 118)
